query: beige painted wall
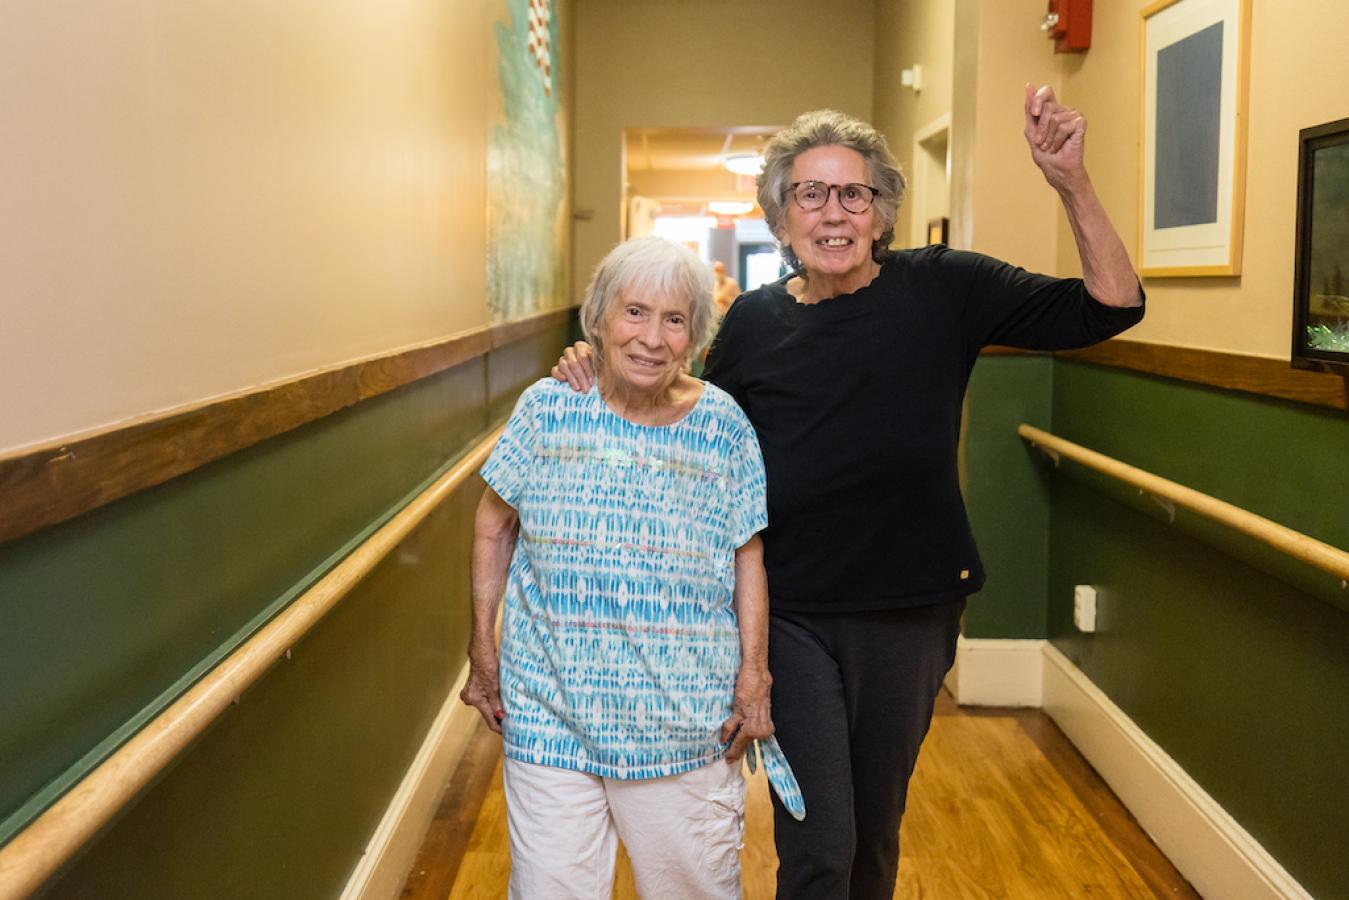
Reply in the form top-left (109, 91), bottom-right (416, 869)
top-left (934, 0), bottom-right (1340, 359)
top-left (1053, 0), bottom-right (1349, 358)
top-left (879, 0), bottom-right (1062, 270)
top-left (0, 2), bottom-right (494, 454)
top-left (963, 0), bottom-right (1063, 277)
top-left (872, 0), bottom-right (955, 248)
top-left (573, 0), bottom-right (876, 301)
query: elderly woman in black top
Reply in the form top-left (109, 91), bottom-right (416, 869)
top-left (555, 85), bottom-right (1143, 898)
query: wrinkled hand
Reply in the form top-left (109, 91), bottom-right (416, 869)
top-left (460, 654), bottom-right (506, 734)
top-left (1024, 83), bottom-right (1087, 193)
top-left (721, 666), bottom-right (774, 764)
top-left (550, 341), bottom-right (596, 393)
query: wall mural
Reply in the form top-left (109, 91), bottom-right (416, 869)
top-left (488, 0), bottom-right (569, 321)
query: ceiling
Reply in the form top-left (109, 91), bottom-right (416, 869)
top-left (623, 126), bottom-right (778, 172)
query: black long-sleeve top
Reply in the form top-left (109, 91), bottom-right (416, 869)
top-left (702, 245), bottom-right (1144, 612)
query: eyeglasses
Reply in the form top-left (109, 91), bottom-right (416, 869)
top-left (785, 181), bottom-right (881, 214)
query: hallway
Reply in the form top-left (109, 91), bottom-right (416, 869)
top-left (3, 2), bottom-right (1347, 897)
top-left (402, 691), bottom-right (1197, 899)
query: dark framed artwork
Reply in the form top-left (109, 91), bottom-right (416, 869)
top-left (1292, 117), bottom-right (1349, 374)
top-left (1138, 0), bottom-right (1251, 276)
top-left (926, 217), bottom-right (949, 246)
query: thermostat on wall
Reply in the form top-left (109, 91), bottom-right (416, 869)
top-left (1073, 584), bottom-right (1097, 633)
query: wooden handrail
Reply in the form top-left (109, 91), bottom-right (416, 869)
top-left (1018, 424), bottom-right (1349, 582)
top-left (0, 428), bottom-right (502, 900)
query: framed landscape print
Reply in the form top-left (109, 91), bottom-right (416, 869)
top-left (1292, 117), bottom-right (1349, 374)
top-left (1138, 0), bottom-right (1251, 277)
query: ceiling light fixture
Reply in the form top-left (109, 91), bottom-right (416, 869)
top-left (723, 153), bottom-right (764, 176)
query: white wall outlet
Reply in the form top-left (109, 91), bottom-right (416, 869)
top-left (1073, 584), bottom-right (1097, 633)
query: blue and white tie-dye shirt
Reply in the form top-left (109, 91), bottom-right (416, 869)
top-left (481, 377), bottom-right (768, 780)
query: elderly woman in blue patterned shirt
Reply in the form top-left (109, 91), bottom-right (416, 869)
top-left (463, 236), bottom-right (800, 899)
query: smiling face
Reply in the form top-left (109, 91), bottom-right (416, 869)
top-left (599, 288), bottom-right (693, 396)
top-left (778, 145), bottom-right (884, 294)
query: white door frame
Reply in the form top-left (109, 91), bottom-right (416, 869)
top-left (910, 113), bottom-right (952, 246)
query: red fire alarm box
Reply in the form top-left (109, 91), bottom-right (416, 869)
top-left (1043, 0), bottom-right (1091, 53)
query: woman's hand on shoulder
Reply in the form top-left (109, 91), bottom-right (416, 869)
top-left (550, 341), bottom-right (595, 392)
top-left (722, 665), bottom-right (773, 763)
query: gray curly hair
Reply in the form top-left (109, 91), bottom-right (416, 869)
top-left (757, 109), bottom-right (907, 273)
top-left (580, 237), bottom-right (715, 369)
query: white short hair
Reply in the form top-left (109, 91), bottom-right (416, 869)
top-left (580, 237), bottom-right (715, 364)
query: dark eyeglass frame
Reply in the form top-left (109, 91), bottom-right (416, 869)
top-left (785, 180), bottom-right (881, 214)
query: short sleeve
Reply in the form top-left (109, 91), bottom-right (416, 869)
top-left (727, 419), bottom-right (769, 548)
top-left (480, 386), bottom-right (541, 507)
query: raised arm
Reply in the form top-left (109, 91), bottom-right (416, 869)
top-left (460, 486), bottom-right (519, 734)
top-left (721, 534), bottom-right (773, 763)
top-left (1024, 83), bottom-right (1141, 309)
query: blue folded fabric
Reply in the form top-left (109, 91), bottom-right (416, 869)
top-left (745, 735), bottom-right (805, 821)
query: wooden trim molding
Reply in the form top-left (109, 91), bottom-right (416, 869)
top-left (1055, 340), bottom-right (1348, 412)
top-left (488, 308), bottom-right (572, 350)
top-left (981, 340), bottom-right (1348, 412)
top-left (0, 307), bottom-right (574, 546)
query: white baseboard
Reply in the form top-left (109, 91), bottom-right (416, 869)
top-left (341, 660), bottom-right (476, 900)
top-left (948, 637), bottom-right (1045, 707)
top-left (1041, 644), bottom-right (1311, 900)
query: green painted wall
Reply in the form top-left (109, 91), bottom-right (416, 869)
top-left (963, 355), bottom-right (1054, 639)
top-left (1048, 361), bottom-right (1348, 600)
top-left (1043, 361), bottom-right (1349, 900)
top-left (0, 325), bottom-right (569, 897)
top-left (0, 362), bottom-right (488, 845)
top-left (489, 328), bottom-right (576, 424)
top-left (964, 355), bottom-right (1349, 896)
top-left (46, 487), bottom-right (482, 899)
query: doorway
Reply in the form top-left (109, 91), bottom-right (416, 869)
top-left (911, 114), bottom-right (951, 247)
top-left (622, 126), bottom-right (781, 287)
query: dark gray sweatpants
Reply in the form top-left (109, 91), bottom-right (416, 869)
top-left (768, 600), bottom-right (964, 900)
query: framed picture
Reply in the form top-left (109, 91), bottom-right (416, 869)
top-left (1138, 0), bottom-right (1251, 277)
top-left (1292, 117), bottom-right (1349, 374)
top-left (926, 217), bottom-right (949, 246)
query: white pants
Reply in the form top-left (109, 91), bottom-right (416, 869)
top-left (502, 756), bottom-right (745, 899)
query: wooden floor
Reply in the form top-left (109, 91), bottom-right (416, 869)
top-left (401, 691), bottom-right (1198, 899)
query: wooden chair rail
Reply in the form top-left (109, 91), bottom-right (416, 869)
top-left (1018, 424), bottom-right (1349, 582)
top-left (0, 428), bottom-right (503, 900)
top-left (0, 306), bottom-right (573, 546)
